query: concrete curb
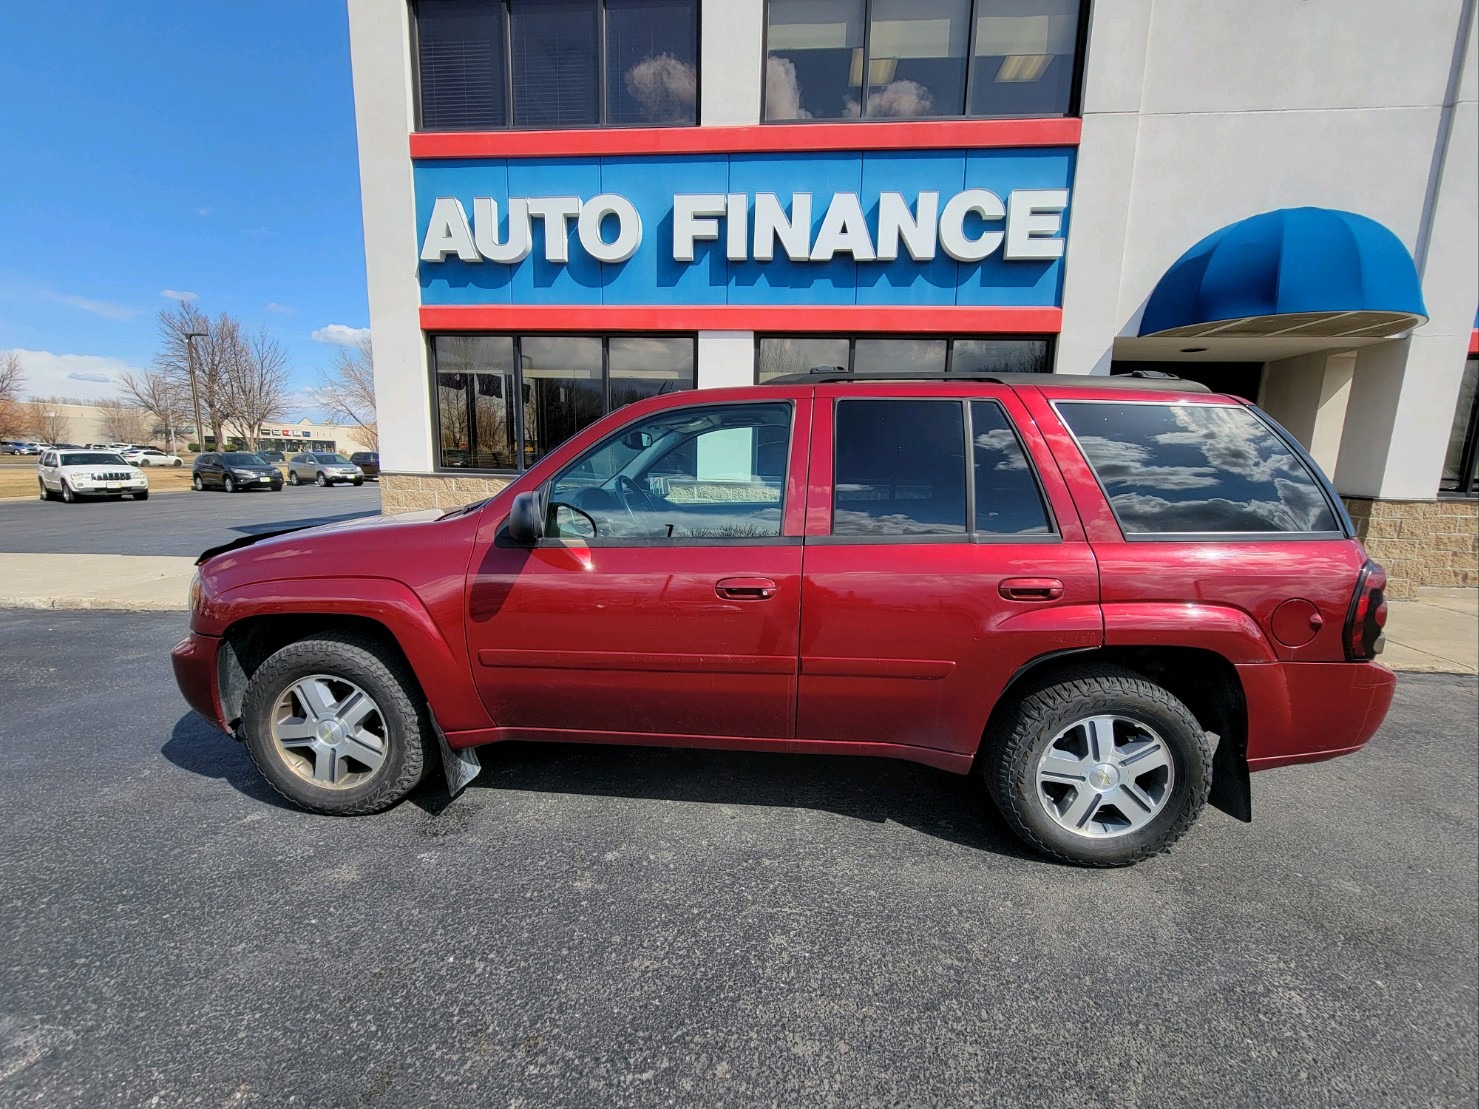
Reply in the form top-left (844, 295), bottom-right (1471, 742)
top-left (0, 597), bottom-right (187, 612)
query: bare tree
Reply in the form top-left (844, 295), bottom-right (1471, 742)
top-left (0, 350), bottom-right (24, 438)
top-left (313, 335), bottom-right (378, 450)
top-left (224, 328), bottom-right (291, 451)
top-left (25, 399), bottom-right (69, 444)
top-left (155, 303), bottom-right (240, 449)
top-left (119, 368), bottom-right (191, 453)
top-left (96, 397), bottom-right (148, 444)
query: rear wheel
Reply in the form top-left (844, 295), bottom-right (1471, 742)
top-left (173, 458), bottom-right (183, 468)
top-left (983, 665), bottom-right (1211, 867)
top-left (241, 632), bottom-right (437, 815)
top-left (37, 480), bottom-right (49, 502)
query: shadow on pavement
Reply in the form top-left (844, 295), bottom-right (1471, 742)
top-left (160, 713), bottom-right (300, 812)
top-left (454, 741), bottom-right (1036, 861)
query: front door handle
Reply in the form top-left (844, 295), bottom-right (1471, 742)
top-left (999, 577), bottom-right (1065, 602)
top-left (716, 577), bottom-right (777, 601)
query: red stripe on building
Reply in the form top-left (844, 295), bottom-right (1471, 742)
top-left (1469, 329), bottom-right (1478, 355)
top-left (419, 305), bottom-right (1062, 334)
top-left (410, 118), bottom-right (1081, 160)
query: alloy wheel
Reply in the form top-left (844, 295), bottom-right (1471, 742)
top-left (268, 674), bottom-right (389, 790)
top-left (1034, 714), bottom-right (1175, 838)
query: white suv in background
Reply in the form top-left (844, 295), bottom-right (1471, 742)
top-left (37, 449), bottom-right (149, 503)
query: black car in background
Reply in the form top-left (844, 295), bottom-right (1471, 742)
top-left (258, 450), bottom-right (285, 463)
top-left (192, 451), bottom-right (283, 493)
top-left (349, 451), bottom-right (379, 479)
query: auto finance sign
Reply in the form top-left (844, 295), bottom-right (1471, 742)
top-left (414, 148), bottom-right (1075, 309)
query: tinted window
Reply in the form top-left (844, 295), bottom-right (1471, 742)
top-left (969, 0), bottom-right (1082, 118)
top-left (764, 0), bottom-right (864, 120)
top-left (833, 400), bottom-right (965, 536)
top-left (606, 0), bottom-right (699, 124)
top-left (971, 402), bottom-right (1050, 535)
top-left (60, 453), bottom-right (127, 466)
top-left (511, 0), bottom-right (600, 127)
top-left (1057, 402), bottom-right (1340, 535)
top-left (416, 0), bottom-right (508, 130)
top-left (549, 403), bottom-right (791, 541)
top-left (223, 453), bottom-right (264, 465)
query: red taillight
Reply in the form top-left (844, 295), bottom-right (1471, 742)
top-left (1344, 561), bottom-right (1388, 661)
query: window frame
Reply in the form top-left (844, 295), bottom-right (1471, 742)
top-left (1053, 398), bottom-right (1352, 543)
top-left (818, 395), bottom-right (1059, 545)
top-left (754, 333), bottom-right (1056, 383)
top-left (531, 398), bottom-right (800, 548)
top-left (759, 0), bottom-right (1091, 124)
top-left (428, 331), bottom-right (697, 474)
top-left (410, 0), bottom-right (701, 132)
top-left (1440, 355), bottom-right (1479, 497)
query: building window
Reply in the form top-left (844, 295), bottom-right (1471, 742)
top-left (763, 0), bottom-right (1084, 122)
top-left (1441, 357), bottom-right (1479, 496)
top-left (430, 334), bottom-right (695, 472)
top-left (755, 335), bottom-right (1051, 381)
top-left (414, 0), bottom-right (699, 130)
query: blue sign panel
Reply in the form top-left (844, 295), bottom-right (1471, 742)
top-left (413, 147), bottom-right (1076, 309)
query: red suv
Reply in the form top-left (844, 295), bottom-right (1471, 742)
top-left (172, 372), bottom-right (1394, 866)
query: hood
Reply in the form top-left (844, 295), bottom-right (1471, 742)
top-left (195, 508), bottom-right (444, 566)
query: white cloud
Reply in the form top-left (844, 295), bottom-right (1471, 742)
top-left (765, 57), bottom-right (813, 120)
top-left (48, 292), bottom-right (133, 321)
top-left (311, 324), bottom-right (370, 346)
top-left (195, 207), bottom-right (214, 217)
top-left (160, 289), bottom-right (198, 303)
top-left (264, 302), bottom-right (294, 315)
top-left (624, 53), bottom-right (697, 122)
top-left (10, 349), bottom-right (147, 401)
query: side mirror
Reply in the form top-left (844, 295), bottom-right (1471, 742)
top-left (506, 490), bottom-right (546, 545)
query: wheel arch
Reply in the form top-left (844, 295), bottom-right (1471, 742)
top-left (980, 645), bottom-right (1252, 822)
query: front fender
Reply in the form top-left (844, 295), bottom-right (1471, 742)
top-left (203, 576), bottom-right (491, 732)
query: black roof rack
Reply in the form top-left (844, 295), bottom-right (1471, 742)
top-left (761, 367), bottom-right (1212, 393)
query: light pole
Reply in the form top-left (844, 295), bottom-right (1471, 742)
top-left (185, 331), bottom-right (206, 452)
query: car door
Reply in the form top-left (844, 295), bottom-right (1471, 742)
top-left (464, 395), bottom-right (811, 742)
top-left (795, 386), bottom-right (1102, 761)
top-left (39, 451), bottom-right (58, 489)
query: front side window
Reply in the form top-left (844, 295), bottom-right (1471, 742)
top-left (1057, 402), bottom-right (1341, 536)
top-left (415, 0), bottom-right (699, 130)
top-left (548, 403), bottom-right (791, 541)
top-left (833, 399), bottom-right (966, 536)
top-left (432, 333), bottom-right (696, 472)
top-left (764, 0), bottom-right (1084, 121)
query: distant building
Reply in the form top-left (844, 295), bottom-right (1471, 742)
top-left (26, 403), bottom-right (372, 457)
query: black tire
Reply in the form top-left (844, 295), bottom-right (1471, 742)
top-left (173, 458), bottom-right (183, 468)
top-left (352, 478), bottom-right (363, 487)
top-left (316, 472), bottom-right (327, 487)
top-left (60, 481), bottom-right (76, 504)
top-left (38, 480), bottom-right (49, 502)
top-left (192, 473), bottom-right (204, 491)
top-left (288, 470), bottom-right (300, 486)
top-left (982, 665), bottom-right (1211, 868)
top-left (241, 632), bottom-right (437, 816)
top-left (133, 490), bottom-right (149, 501)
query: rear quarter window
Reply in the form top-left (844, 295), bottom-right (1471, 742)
top-left (1056, 401), bottom-right (1339, 536)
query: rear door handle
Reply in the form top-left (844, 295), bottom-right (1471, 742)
top-left (999, 577), bottom-right (1064, 602)
top-left (716, 577), bottom-right (777, 601)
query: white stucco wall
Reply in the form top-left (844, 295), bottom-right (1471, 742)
top-left (701, 0), bottom-right (764, 126)
top-left (697, 331), bottom-right (757, 388)
top-left (347, 0), bottom-right (432, 475)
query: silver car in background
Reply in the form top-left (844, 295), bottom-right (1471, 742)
top-left (286, 451), bottom-right (364, 487)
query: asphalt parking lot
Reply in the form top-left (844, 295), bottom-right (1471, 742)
top-left (0, 609), bottom-right (1474, 1107)
top-left (0, 482), bottom-right (382, 557)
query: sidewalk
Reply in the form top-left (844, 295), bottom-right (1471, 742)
top-left (0, 553), bottom-right (1473, 674)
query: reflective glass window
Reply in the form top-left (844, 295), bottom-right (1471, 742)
top-left (951, 337), bottom-right (1049, 374)
top-left (757, 336), bottom-right (851, 382)
top-left (521, 336), bottom-right (604, 462)
top-left (971, 401), bottom-right (1050, 535)
top-left (854, 338), bottom-right (948, 374)
top-left (969, 0), bottom-right (1081, 118)
top-left (833, 400), bottom-right (967, 536)
top-left (606, 0), bottom-right (699, 125)
top-left (416, 0), bottom-right (509, 130)
top-left (863, 0), bottom-right (971, 118)
top-left (609, 336), bottom-right (697, 408)
top-left (1057, 402), bottom-right (1340, 535)
top-left (511, 0), bottom-right (600, 127)
top-left (764, 0), bottom-right (865, 120)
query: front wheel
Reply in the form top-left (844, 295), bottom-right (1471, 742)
top-left (352, 478), bottom-right (363, 487)
top-left (240, 632), bottom-right (437, 815)
top-left (982, 666), bottom-right (1211, 867)
top-left (224, 476), bottom-right (237, 493)
top-left (288, 470), bottom-right (300, 486)
top-left (133, 490), bottom-right (149, 501)
top-left (192, 473), bottom-right (204, 491)
top-left (60, 481), bottom-right (76, 504)
top-left (315, 472), bottom-right (327, 487)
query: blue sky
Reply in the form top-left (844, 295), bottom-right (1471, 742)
top-left (0, 2), bottom-right (369, 416)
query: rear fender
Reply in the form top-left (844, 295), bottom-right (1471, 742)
top-left (1102, 602), bottom-right (1276, 664)
top-left (208, 577), bottom-right (491, 732)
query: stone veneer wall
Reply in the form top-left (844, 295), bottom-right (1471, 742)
top-left (1343, 497), bottom-right (1479, 599)
top-left (380, 472), bottom-right (511, 514)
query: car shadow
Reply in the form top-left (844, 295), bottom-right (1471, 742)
top-left (430, 741), bottom-right (1036, 861)
top-left (160, 713), bottom-right (300, 812)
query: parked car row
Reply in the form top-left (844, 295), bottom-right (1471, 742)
top-left (191, 451), bottom-right (377, 491)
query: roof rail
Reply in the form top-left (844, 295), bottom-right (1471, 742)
top-left (761, 367), bottom-right (1212, 393)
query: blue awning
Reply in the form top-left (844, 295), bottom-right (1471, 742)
top-left (1139, 207), bottom-right (1428, 339)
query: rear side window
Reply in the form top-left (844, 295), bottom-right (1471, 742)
top-left (971, 402), bottom-right (1052, 536)
top-left (1057, 401), bottom-right (1339, 535)
top-left (834, 400), bottom-right (966, 536)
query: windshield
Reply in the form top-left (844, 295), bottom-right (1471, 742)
top-left (223, 452), bottom-right (267, 465)
top-left (60, 452), bottom-right (127, 466)
top-left (319, 454), bottom-right (351, 464)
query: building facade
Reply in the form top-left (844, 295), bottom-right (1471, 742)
top-left (347, 0), bottom-right (1477, 594)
